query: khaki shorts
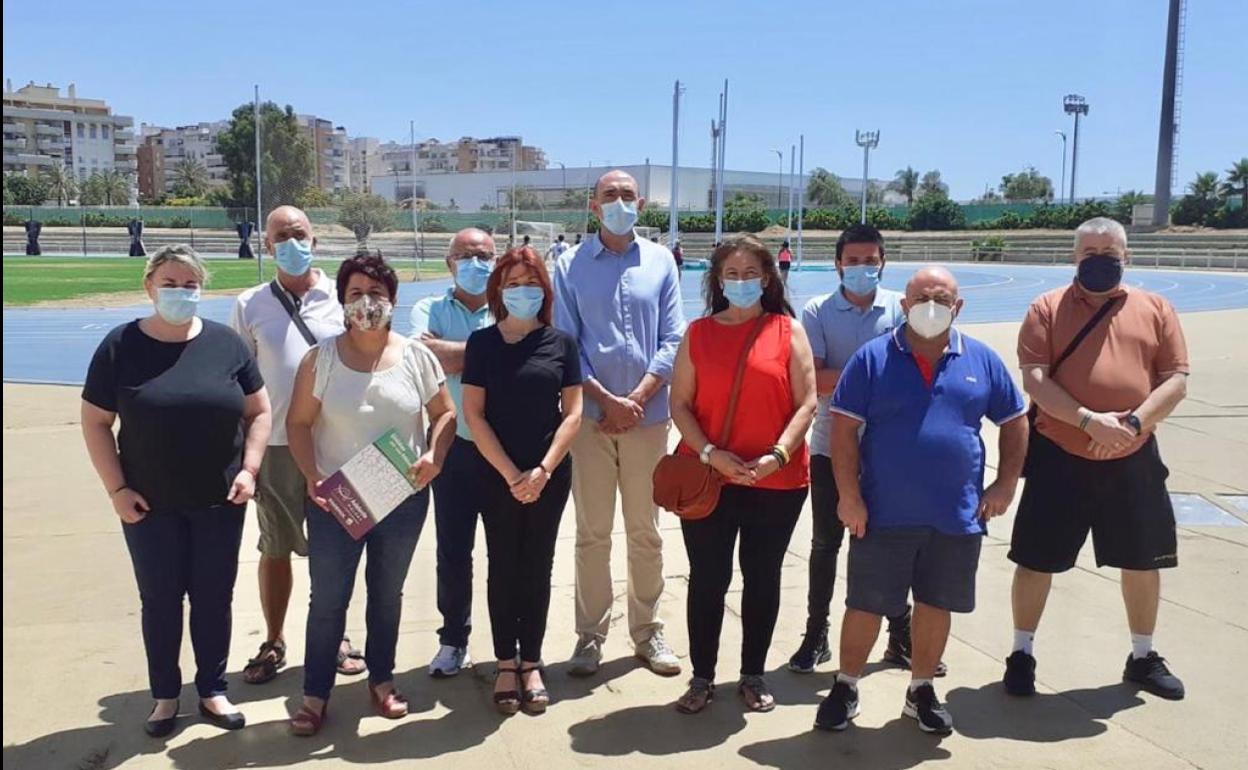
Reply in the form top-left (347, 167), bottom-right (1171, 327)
top-left (255, 445), bottom-right (309, 558)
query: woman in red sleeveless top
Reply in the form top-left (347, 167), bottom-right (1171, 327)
top-left (669, 235), bottom-right (817, 714)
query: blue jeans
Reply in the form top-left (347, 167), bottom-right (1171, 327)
top-left (431, 437), bottom-right (485, 647)
top-left (303, 491), bottom-right (428, 699)
top-left (122, 503), bottom-right (245, 699)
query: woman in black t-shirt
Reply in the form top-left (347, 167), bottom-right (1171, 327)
top-left (462, 246), bottom-right (583, 715)
top-left (81, 245), bottom-right (272, 737)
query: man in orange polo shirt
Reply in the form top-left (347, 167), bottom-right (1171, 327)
top-left (1004, 217), bottom-right (1190, 701)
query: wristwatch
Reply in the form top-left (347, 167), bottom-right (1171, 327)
top-left (699, 443), bottom-right (716, 464)
top-left (1126, 414), bottom-right (1143, 436)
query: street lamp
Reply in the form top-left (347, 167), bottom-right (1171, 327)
top-left (1063, 95), bottom-right (1089, 202)
top-left (772, 149), bottom-right (784, 209)
top-left (855, 130), bottom-right (880, 224)
top-left (556, 161), bottom-right (566, 198)
top-left (1055, 130), bottom-right (1067, 205)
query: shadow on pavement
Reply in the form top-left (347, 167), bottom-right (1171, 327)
top-left (943, 681), bottom-right (1145, 742)
top-left (738, 717), bottom-right (951, 770)
top-left (568, 701), bottom-right (748, 756)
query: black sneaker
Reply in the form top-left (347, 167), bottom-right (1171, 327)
top-left (814, 680), bottom-right (860, 731)
top-left (788, 626), bottom-right (831, 673)
top-left (883, 612), bottom-right (948, 677)
top-left (1003, 650), bottom-right (1037, 696)
top-left (1123, 652), bottom-right (1185, 700)
top-left (903, 684), bottom-right (953, 735)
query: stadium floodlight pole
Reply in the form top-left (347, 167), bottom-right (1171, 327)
top-left (1063, 94), bottom-right (1089, 202)
top-left (855, 129), bottom-right (880, 225)
top-left (786, 142), bottom-right (796, 235)
top-left (1152, 0), bottom-right (1183, 225)
top-left (410, 120), bottom-right (421, 279)
top-left (713, 89), bottom-right (726, 243)
top-left (772, 149), bottom-right (784, 210)
top-left (669, 80), bottom-right (683, 248)
top-left (1055, 130), bottom-right (1068, 205)
top-left (796, 134), bottom-right (805, 266)
top-left (253, 85), bottom-right (263, 282)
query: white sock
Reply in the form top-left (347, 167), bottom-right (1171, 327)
top-left (1131, 633), bottom-right (1154, 660)
top-left (836, 672), bottom-right (860, 689)
top-left (909, 678), bottom-right (933, 693)
top-left (1013, 629), bottom-right (1035, 656)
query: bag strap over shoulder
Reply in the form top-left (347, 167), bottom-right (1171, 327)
top-left (715, 314), bottom-right (769, 446)
top-left (1028, 294), bottom-right (1121, 419)
top-left (270, 280), bottom-right (319, 347)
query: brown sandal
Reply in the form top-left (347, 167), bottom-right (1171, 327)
top-left (336, 637), bottom-right (366, 676)
top-left (289, 701), bottom-right (328, 737)
top-left (738, 675), bottom-right (775, 712)
top-left (676, 677), bottom-right (715, 714)
top-left (370, 684), bottom-right (409, 719)
top-left (244, 640), bottom-right (286, 685)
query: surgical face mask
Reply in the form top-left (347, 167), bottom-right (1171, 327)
top-left (344, 295), bottom-right (394, 331)
top-left (274, 237), bottom-right (313, 276)
top-left (454, 257), bottom-right (493, 296)
top-left (841, 264), bottom-right (881, 296)
top-left (599, 199), bottom-right (639, 236)
top-left (1077, 253), bottom-right (1124, 293)
top-left (502, 285), bottom-right (545, 320)
top-left (155, 287), bottom-right (200, 325)
top-left (908, 300), bottom-right (954, 339)
top-left (722, 278), bottom-right (764, 309)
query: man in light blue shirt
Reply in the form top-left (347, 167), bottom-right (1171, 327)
top-left (789, 224), bottom-right (940, 678)
top-left (409, 227), bottom-right (496, 678)
top-left (554, 170), bottom-right (686, 677)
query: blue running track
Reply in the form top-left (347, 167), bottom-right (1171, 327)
top-left (5, 263), bottom-right (1248, 385)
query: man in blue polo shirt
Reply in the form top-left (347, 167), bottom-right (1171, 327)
top-left (814, 266), bottom-right (1028, 736)
top-left (409, 227), bottom-right (496, 678)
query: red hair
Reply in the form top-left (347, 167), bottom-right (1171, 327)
top-left (487, 246), bottom-right (555, 325)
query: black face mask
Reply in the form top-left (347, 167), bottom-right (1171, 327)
top-left (1077, 254), bottom-right (1124, 293)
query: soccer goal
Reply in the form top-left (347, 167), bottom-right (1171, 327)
top-left (511, 220), bottom-right (564, 257)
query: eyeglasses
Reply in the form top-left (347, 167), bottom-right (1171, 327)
top-left (450, 253), bottom-right (495, 262)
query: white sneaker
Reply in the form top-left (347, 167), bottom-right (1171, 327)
top-left (429, 644), bottom-right (472, 678)
top-left (636, 632), bottom-right (682, 676)
top-left (568, 638), bottom-right (602, 677)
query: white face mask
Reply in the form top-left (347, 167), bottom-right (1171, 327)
top-left (908, 300), bottom-right (954, 339)
top-left (599, 198), bottom-right (639, 236)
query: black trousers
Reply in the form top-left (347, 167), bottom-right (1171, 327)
top-left (805, 456), bottom-right (908, 633)
top-left (122, 504), bottom-right (245, 699)
top-left (682, 485), bottom-right (806, 680)
top-left (482, 462), bottom-right (572, 662)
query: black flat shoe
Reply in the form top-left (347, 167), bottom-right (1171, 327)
top-left (199, 701), bottom-right (246, 730)
top-left (144, 703), bottom-right (179, 738)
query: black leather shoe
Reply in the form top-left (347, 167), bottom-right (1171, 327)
top-left (144, 703), bottom-right (179, 738)
top-left (199, 701), bottom-right (246, 730)
top-left (1123, 652), bottom-right (1185, 701)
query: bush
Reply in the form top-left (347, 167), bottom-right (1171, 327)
top-left (1206, 204), bottom-right (1248, 229)
top-left (638, 207), bottom-right (670, 229)
top-left (1170, 195), bottom-right (1218, 227)
top-left (724, 208), bottom-right (771, 233)
top-left (907, 195), bottom-right (966, 230)
top-left (971, 236), bottom-right (1007, 261)
top-left (82, 212), bottom-right (132, 228)
top-left (419, 214), bottom-right (448, 233)
top-left (865, 207), bottom-right (905, 230)
top-left (168, 216), bottom-right (192, 229)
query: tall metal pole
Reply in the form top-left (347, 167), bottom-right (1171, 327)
top-left (668, 80), bottom-right (681, 248)
top-left (796, 134), bottom-right (805, 266)
top-left (253, 85), bottom-right (263, 281)
top-left (410, 120), bottom-right (421, 278)
top-left (713, 85), bottom-right (727, 243)
top-left (1056, 131), bottom-right (1068, 205)
top-left (855, 130), bottom-right (879, 224)
top-left (584, 160), bottom-right (592, 235)
top-left (1064, 95), bottom-right (1088, 203)
top-left (1070, 112), bottom-right (1080, 203)
top-left (772, 149), bottom-right (784, 210)
top-left (1152, 0), bottom-right (1182, 225)
top-left (786, 143), bottom-right (796, 235)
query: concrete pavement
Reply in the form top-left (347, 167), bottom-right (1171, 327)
top-left (4, 310), bottom-right (1246, 769)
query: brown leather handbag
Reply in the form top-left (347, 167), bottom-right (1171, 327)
top-left (653, 315), bottom-right (767, 520)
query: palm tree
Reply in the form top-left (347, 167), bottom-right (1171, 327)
top-left (44, 164), bottom-right (78, 206)
top-left (805, 167), bottom-right (852, 207)
top-left (890, 166), bottom-right (919, 204)
top-left (1187, 171), bottom-right (1220, 201)
top-left (1222, 157), bottom-right (1248, 210)
top-left (919, 170), bottom-right (947, 198)
top-left (172, 158), bottom-right (210, 198)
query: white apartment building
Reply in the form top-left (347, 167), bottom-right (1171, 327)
top-left (297, 115), bottom-right (351, 192)
top-left (348, 136), bottom-right (382, 194)
top-left (137, 121), bottom-right (230, 197)
top-left (2, 80), bottom-right (137, 183)
top-left (369, 136), bottom-right (548, 184)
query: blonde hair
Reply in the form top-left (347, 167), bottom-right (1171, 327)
top-left (143, 244), bottom-right (210, 285)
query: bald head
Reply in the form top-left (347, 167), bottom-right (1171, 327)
top-left (905, 266), bottom-right (959, 302)
top-left (265, 205), bottom-right (313, 253)
top-left (593, 170), bottom-right (640, 201)
top-left (447, 228), bottom-right (496, 264)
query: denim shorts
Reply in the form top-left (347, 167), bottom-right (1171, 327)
top-left (846, 526), bottom-right (982, 616)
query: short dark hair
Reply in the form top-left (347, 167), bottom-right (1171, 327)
top-left (335, 254), bottom-right (399, 305)
top-left (835, 223), bottom-right (886, 262)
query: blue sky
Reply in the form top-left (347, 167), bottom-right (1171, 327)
top-left (3, 0), bottom-right (1244, 200)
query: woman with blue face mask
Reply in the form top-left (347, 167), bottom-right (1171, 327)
top-left (668, 235), bottom-right (818, 714)
top-left (461, 247), bottom-right (584, 715)
top-left (81, 245), bottom-right (273, 737)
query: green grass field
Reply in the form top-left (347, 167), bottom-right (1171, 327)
top-left (2, 257), bottom-right (448, 306)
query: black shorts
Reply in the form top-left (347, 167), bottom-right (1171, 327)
top-left (1008, 432), bottom-right (1178, 573)
top-left (847, 526), bottom-right (982, 616)
top-left (779, 263), bottom-right (791, 273)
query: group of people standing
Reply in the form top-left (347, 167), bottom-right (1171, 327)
top-left (82, 168), bottom-right (1188, 743)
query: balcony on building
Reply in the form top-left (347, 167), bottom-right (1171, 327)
top-left (3, 136), bottom-right (26, 150)
top-left (115, 129), bottom-right (135, 141)
top-left (37, 137), bottom-right (66, 153)
top-left (115, 143), bottom-right (138, 155)
top-left (16, 153), bottom-right (55, 166)
top-left (35, 123), bottom-right (62, 136)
